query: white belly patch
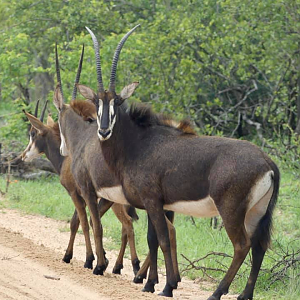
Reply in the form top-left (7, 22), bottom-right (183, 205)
top-left (96, 186), bottom-right (129, 205)
top-left (163, 196), bottom-right (219, 218)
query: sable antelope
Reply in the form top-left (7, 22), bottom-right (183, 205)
top-left (21, 95), bottom-right (141, 275)
top-left (74, 25), bottom-right (280, 299)
top-left (53, 42), bottom-right (176, 283)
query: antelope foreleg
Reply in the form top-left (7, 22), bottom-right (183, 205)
top-left (134, 210), bottom-right (175, 285)
top-left (64, 192), bottom-right (95, 269)
top-left (63, 209), bottom-right (79, 263)
top-left (142, 213), bottom-right (159, 294)
top-left (165, 214), bottom-right (181, 284)
top-left (134, 253), bottom-right (150, 284)
top-left (85, 192), bottom-right (107, 275)
top-left (112, 204), bottom-right (140, 275)
top-left (145, 205), bottom-right (178, 298)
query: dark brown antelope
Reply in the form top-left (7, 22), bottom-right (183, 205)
top-left (73, 26), bottom-right (280, 299)
top-left (21, 96), bottom-right (142, 274)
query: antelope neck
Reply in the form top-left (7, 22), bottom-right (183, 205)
top-left (44, 134), bottom-right (65, 175)
top-left (100, 107), bottom-right (136, 180)
top-left (63, 109), bottom-right (91, 156)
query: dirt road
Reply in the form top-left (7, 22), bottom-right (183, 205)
top-left (0, 207), bottom-right (237, 300)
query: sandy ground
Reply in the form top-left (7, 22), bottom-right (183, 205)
top-left (0, 205), bottom-right (238, 300)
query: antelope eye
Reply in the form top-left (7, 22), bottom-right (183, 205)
top-left (86, 117), bottom-right (95, 123)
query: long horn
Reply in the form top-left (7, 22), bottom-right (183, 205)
top-left (40, 100), bottom-right (48, 122)
top-left (85, 27), bottom-right (104, 93)
top-left (55, 43), bottom-right (65, 102)
top-left (71, 45), bottom-right (85, 101)
top-left (109, 24), bottom-right (140, 93)
top-left (34, 100), bottom-right (40, 117)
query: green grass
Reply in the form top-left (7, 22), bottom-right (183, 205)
top-left (0, 175), bottom-right (74, 220)
top-left (0, 161), bottom-right (300, 299)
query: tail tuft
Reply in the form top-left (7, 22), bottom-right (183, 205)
top-left (127, 206), bottom-right (139, 221)
top-left (251, 160), bottom-right (280, 250)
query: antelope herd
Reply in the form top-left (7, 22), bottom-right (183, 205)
top-left (21, 25), bottom-right (280, 300)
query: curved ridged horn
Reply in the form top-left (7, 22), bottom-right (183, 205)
top-left (109, 24), bottom-right (140, 93)
top-left (71, 45), bottom-right (85, 101)
top-left (85, 27), bottom-right (104, 93)
top-left (55, 43), bottom-right (65, 102)
top-left (34, 100), bottom-right (40, 117)
top-left (40, 100), bottom-right (48, 122)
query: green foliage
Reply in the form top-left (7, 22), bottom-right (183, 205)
top-left (1, 0), bottom-right (300, 142)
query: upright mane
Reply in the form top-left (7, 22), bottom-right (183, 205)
top-left (70, 100), bottom-right (97, 121)
top-left (129, 103), bottom-right (196, 135)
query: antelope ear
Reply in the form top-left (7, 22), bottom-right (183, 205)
top-left (23, 110), bottom-right (47, 134)
top-left (120, 82), bottom-right (139, 102)
top-left (53, 85), bottom-right (64, 111)
top-left (76, 84), bottom-right (97, 102)
top-left (47, 115), bottom-right (55, 127)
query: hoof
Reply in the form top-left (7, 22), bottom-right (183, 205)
top-left (207, 296), bottom-right (219, 300)
top-left (112, 264), bottom-right (123, 275)
top-left (142, 286), bottom-right (155, 293)
top-left (62, 253), bottom-right (72, 264)
top-left (142, 280), bottom-right (156, 293)
top-left (133, 276), bottom-right (144, 284)
top-left (84, 260), bottom-right (93, 269)
top-left (84, 254), bottom-right (95, 269)
top-left (159, 283), bottom-right (175, 297)
top-left (93, 265), bottom-right (106, 275)
top-left (132, 258), bottom-right (140, 275)
top-left (158, 291), bottom-right (173, 297)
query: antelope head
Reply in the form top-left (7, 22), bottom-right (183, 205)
top-left (21, 100), bottom-right (49, 161)
top-left (76, 25), bottom-right (140, 141)
top-left (53, 44), bottom-right (84, 156)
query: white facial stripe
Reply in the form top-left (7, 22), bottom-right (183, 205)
top-left (97, 99), bottom-right (103, 127)
top-left (97, 99), bottom-right (116, 141)
top-left (109, 99), bottom-right (115, 122)
top-left (23, 136), bottom-right (41, 162)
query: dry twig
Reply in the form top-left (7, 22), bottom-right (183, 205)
top-left (43, 275), bottom-right (61, 281)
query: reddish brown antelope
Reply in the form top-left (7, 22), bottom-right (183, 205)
top-left (21, 102), bottom-right (143, 275)
top-left (73, 26), bottom-right (280, 299)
